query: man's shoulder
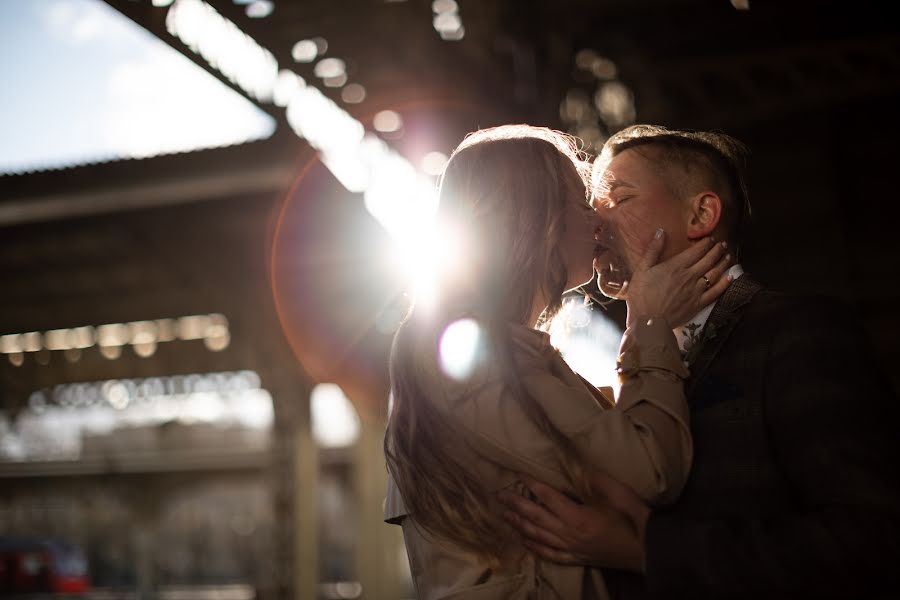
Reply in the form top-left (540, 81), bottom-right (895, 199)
top-left (739, 285), bottom-right (872, 354)
top-left (745, 283), bottom-right (853, 322)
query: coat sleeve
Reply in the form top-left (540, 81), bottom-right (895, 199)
top-left (642, 298), bottom-right (900, 598)
top-left (425, 318), bottom-right (692, 504)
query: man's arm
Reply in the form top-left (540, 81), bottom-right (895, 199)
top-left (498, 472), bottom-right (650, 572)
top-left (502, 298), bottom-right (900, 598)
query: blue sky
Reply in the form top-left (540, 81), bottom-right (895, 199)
top-left (0, 0), bottom-right (275, 174)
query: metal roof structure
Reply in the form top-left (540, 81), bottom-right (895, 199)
top-left (2, 0), bottom-right (899, 409)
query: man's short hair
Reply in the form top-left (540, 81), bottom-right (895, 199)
top-left (596, 124), bottom-right (752, 255)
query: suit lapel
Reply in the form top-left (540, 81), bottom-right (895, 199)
top-left (686, 276), bottom-right (762, 399)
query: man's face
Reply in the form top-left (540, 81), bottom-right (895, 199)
top-left (591, 146), bottom-right (691, 299)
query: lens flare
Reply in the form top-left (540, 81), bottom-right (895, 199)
top-left (439, 318), bottom-right (483, 381)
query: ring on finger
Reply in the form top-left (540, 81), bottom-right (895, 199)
top-left (701, 274), bottom-right (710, 289)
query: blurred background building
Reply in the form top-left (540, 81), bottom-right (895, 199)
top-left (1, 0), bottom-right (898, 599)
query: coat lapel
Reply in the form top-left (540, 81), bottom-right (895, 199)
top-left (685, 275), bottom-right (762, 399)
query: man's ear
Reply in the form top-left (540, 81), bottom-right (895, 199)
top-left (686, 192), bottom-right (722, 239)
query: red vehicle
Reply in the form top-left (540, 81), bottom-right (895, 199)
top-left (0, 537), bottom-right (90, 594)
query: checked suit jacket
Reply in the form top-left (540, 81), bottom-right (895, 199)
top-left (606, 275), bottom-right (900, 600)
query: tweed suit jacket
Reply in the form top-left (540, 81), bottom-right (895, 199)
top-left (606, 276), bottom-right (900, 600)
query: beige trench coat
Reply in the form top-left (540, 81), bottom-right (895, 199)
top-left (384, 317), bottom-right (691, 599)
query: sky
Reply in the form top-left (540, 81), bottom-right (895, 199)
top-left (0, 0), bottom-right (275, 174)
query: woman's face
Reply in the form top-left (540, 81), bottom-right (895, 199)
top-left (559, 169), bottom-right (603, 291)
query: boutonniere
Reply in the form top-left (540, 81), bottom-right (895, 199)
top-left (684, 322), bottom-right (718, 366)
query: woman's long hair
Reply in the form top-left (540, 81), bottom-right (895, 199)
top-left (384, 125), bottom-right (593, 565)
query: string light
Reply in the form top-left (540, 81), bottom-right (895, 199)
top-left (0, 313), bottom-right (231, 365)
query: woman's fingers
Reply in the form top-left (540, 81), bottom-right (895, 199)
top-left (633, 228), bottom-right (666, 273)
top-left (686, 240), bottom-right (728, 277)
top-left (694, 251), bottom-right (731, 289)
top-left (666, 236), bottom-right (715, 269)
top-left (703, 253), bottom-right (732, 285)
top-left (699, 269), bottom-right (733, 305)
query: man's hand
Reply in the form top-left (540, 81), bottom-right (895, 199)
top-left (497, 473), bottom-right (652, 573)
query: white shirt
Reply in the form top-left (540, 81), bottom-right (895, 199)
top-left (673, 264), bottom-right (744, 360)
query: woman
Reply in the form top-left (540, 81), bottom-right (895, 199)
top-left (384, 125), bottom-right (729, 599)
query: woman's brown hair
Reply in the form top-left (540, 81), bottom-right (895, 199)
top-left (384, 125), bottom-right (593, 565)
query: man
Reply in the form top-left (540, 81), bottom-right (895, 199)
top-left (500, 124), bottom-right (900, 598)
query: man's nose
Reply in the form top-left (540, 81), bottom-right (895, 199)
top-left (590, 207), bottom-right (607, 227)
top-left (590, 212), bottom-right (616, 245)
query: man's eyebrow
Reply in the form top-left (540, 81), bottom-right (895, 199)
top-left (594, 178), bottom-right (636, 196)
top-left (608, 179), bottom-right (636, 191)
